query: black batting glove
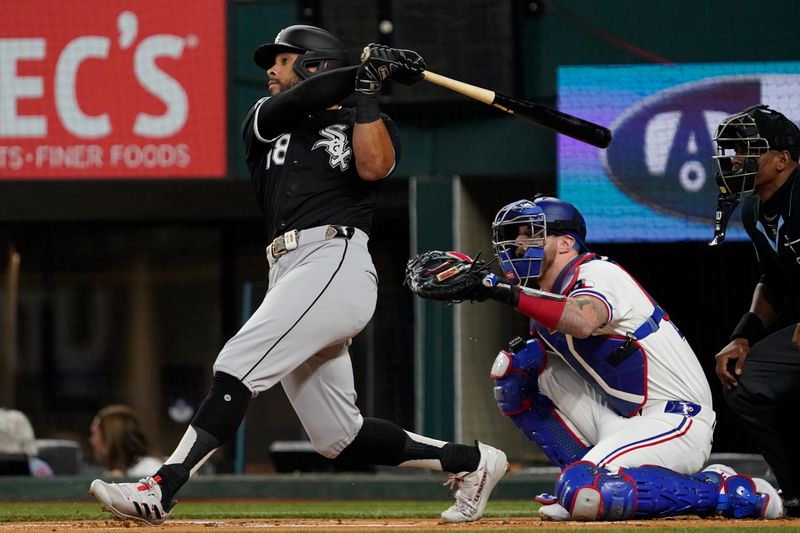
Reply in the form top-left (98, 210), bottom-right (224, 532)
top-left (390, 47), bottom-right (426, 86)
top-left (355, 68), bottom-right (381, 96)
top-left (355, 44), bottom-right (427, 94)
top-left (368, 44), bottom-right (426, 86)
top-left (355, 44), bottom-right (390, 95)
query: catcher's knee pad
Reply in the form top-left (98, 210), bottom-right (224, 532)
top-left (491, 338), bottom-right (588, 468)
top-left (555, 461), bottom-right (635, 521)
top-left (556, 462), bottom-right (721, 521)
top-left (491, 337), bottom-right (546, 414)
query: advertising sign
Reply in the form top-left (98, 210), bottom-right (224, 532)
top-left (558, 62), bottom-right (800, 242)
top-left (0, 1), bottom-right (226, 179)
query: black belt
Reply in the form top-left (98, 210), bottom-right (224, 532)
top-left (270, 225), bottom-right (355, 259)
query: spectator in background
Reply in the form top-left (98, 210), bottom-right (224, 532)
top-left (89, 405), bottom-right (162, 477)
top-left (0, 407), bottom-right (54, 477)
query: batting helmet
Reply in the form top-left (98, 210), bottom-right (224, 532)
top-left (492, 196), bottom-right (588, 285)
top-left (713, 105), bottom-right (800, 195)
top-left (253, 25), bottom-right (349, 80)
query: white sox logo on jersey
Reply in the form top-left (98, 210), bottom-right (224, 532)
top-left (312, 124), bottom-right (351, 171)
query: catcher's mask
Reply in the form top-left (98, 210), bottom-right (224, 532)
top-left (491, 196), bottom-right (588, 285)
top-left (254, 25), bottom-right (349, 80)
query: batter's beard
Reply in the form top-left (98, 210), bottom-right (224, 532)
top-left (269, 76), bottom-right (303, 95)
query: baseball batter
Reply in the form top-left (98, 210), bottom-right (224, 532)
top-left (409, 196), bottom-right (784, 521)
top-left (89, 25), bottom-right (506, 525)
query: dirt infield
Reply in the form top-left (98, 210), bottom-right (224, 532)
top-left (2, 517), bottom-right (799, 532)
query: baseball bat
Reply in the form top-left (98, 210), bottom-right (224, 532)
top-left (422, 70), bottom-right (612, 149)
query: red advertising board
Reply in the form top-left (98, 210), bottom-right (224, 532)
top-left (0, 1), bottom-right (226, 179)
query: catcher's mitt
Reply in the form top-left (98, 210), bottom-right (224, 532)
top-left (404, 250), bottom-right (490, 302)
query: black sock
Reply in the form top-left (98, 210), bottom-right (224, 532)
top-left (336, 418), bottom-right (480, 473)
top-left (402, 439), bottom-right (480, 473)
top-left (438, 442), bottom-right (480, 473)
top-left (154, 426), bottom-right (220, 510)
top-left (337, 417), bottom-right (407, 465)
top-left (155, 463), bottom-right (190, 511)
top-left (396, 437), bottom-right (481, 474)
top-left (156, 372), bottom-right (250, 508)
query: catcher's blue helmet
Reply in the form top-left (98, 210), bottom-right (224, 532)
top-left (492, 196), bottom-right (588, 285)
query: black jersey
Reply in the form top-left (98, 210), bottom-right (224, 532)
top-left (243, 97), bottom-right (401, 241)
top-left (741, 168), bottom-right (800, 302)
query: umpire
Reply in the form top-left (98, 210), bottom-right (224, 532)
top-left (711, 104), bottom-right (800, 516)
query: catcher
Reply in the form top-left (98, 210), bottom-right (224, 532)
top-left (406, 195), bottom-right (784, 521)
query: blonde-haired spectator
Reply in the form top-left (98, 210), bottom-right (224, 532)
top-left (89, 405), bottom-right (162, 477)
top-left (0, 408), bottom-right (54, 477)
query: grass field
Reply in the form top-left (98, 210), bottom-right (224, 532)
top-left (2, 500), bottom-right (529, 521)
top-left (0, 501), bottom-right (797, 533)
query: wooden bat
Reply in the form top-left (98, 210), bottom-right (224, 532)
top-left (422, 70), bottom-right (612, 149)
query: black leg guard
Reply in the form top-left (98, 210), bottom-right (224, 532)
top-left (191, 371), bottom-right (251, 442)
top-left (155, 372), bottom-right (250, 508)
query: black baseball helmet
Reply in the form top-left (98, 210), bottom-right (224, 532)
top-left (253, 25), bottom-right (349, 79)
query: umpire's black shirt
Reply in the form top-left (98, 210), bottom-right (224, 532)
top-left (243, 98), bottom-right (401, 242)
top-left (741, 167), bottom-right (800, 302)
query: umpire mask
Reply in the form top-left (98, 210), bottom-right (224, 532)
top-left (712, 106), bottom-right (772, 196)
top-left (710, 105), bottom-right (800, 245)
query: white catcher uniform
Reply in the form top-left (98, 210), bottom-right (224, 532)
top-left (531, 254), bottom-right (715, 474)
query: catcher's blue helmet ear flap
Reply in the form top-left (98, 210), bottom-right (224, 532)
top-left (532, 196), bottom-right (589, 253)
top-left (254, 25), bottom-right (349, 79)
top-left (492, 199), bottom-right (547, 285)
